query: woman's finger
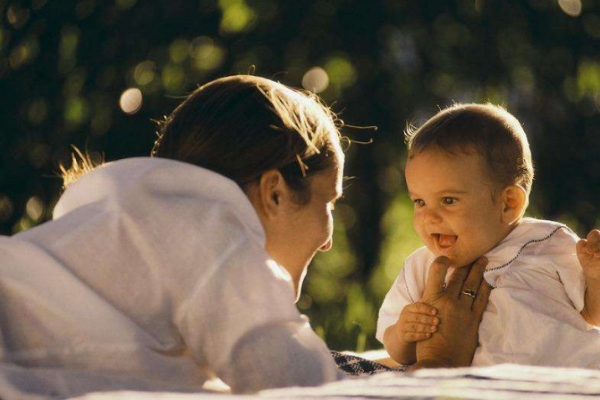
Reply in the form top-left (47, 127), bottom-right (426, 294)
top-left (445, 266), bottom-right (470, 298)
top-left (473, 277), bottom-right (493, 314)
top-left (459, 257), bottom-right (488, 302)
top-left (422, 256), bottom-right (451, 299)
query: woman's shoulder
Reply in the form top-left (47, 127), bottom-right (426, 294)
top-left (55, 158), bottom-right (264, 239)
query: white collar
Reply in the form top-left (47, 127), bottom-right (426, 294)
top-left (483, 217), bottom-right (573, 285)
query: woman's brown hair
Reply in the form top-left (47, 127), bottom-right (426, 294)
top-left (63, 75), bottom-right (343, 203)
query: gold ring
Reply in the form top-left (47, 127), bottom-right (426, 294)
top-left (462, 288), bottom-right (477, 299)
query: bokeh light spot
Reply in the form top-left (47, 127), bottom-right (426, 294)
top-left (558, 0), bottom-right (582, 17)
top-left (119, 88), bottom-right (143, 114)
top-left (0, 196), bottom-right (14, 223)
top-left (26, 197), bottom-right (45, 222)
top-left (59, 26), bottom-right (80, 74)
top-left (0, 28), bottom-right (10, 50)
top-left (133, 60), bottom-right (156, 85)
top-left (169, 39), bottom-right (190, 64)
top-left (91, 111), bottom-right (113, 136)
top-left (219, 0), bottom-right (257, 34)
top-left (325, 56), bottom-right (357, 90)
top-left (161, 64), bottom-right (185, 92)
top-left (27, 98), bottom-right (49, 126)
top-left (576, 60), bottom-right (600, 99)
top-left (115, 0), bottom-right (137, 10)
top-left (32, 0), bottom-right (48, 10)
top-left (76, 0), bottom-right (96, 19)
top-left (28, 143), bottom-right (51, 168)
top-left (7, 4), bottom-right (30, 30)
top-left (64, 97), bottom-right (89, 126)
top-left (302, 67), bottom-right (329, 93)
top-left (190, 37), bottom-right (226, 71)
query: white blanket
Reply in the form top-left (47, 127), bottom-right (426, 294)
top-left (72, 364), bottom-right (600, 400)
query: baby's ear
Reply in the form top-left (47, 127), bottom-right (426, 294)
top-left (500, 185), bottom-right (527, 225)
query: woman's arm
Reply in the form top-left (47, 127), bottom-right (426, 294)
top-left (220, 321), bottom-right (344, 393)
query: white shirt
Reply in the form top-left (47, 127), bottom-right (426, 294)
top-left (377, 218), bottom-right (600, 368)
top-left (0, 158), bottom-right (342, 399)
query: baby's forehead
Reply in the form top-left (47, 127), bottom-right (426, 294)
top-left (408, 145), bottom-right (500, 187)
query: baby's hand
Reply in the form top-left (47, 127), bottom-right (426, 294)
top-left (577, 229), bottom-right (600, 281)
top-left (395, 302), bottom-right (439, 343)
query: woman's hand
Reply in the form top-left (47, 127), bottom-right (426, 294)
top-left (412, 256), bottom-right (491, 369)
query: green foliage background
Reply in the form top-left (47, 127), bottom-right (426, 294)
top-left (2, 0), bottom-right (600, 350)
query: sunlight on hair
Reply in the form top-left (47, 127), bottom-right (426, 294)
top-left (119, 88), bottom-right (143, 114)
top-left (558, 0), bottom-right (582, 17)
top-left (59, 147), bottom-right (102, 189)
top-left (302, 67), bottom-right (329, 94)
top-left (259, 82), bottom-right (342, 175)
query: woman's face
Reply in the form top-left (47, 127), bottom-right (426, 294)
top-left (263, 156), bottom-right (344, 299)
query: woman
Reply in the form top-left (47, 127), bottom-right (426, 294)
top-left (0, 75), bottom-right (489, 398)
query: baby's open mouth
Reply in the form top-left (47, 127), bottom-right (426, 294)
top-left (432, 233), bottom-right (458, 249)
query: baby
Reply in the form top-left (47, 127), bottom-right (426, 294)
top-left (377, 103), bottom-right (600, 368)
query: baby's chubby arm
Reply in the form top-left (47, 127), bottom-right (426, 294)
top-left (577, 229), bottom-right (600, 326)
top-left (383, 302), bottom-right (439, 365)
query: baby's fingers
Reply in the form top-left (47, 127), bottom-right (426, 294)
top-left (406, 302), bottom-right (438, 316)
top-left (403, 312), bottom-right (439, 326)
top-left (403, 321), bottom-right (438, 333)
top-left (401, 331), bottom-right (433, 343)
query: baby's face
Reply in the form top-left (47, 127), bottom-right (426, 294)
top-left (405, 147), bottom-right (510, 268)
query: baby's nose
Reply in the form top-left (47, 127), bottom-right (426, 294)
top-left (424, 209), bottom-right (442, 224)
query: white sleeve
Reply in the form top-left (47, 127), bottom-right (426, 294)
top-left (176, 237), bottom-right (342, 393)
top-left (550, 228), bottom-right (586, 312)
top-left (376, 248), bottom-right (431, 344)
top-left (222, 319), bottom-right (345, 393)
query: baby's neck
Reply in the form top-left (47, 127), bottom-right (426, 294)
top-left (492, 217), bottom-right (524, 252)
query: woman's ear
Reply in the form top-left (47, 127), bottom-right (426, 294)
top-left (500, 185), bottom-right (527, 225)
top-left (256, 170), bottom-right (289, 219)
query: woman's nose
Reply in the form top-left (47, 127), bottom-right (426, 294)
top-left (319, 237), bottom-right (333, 252)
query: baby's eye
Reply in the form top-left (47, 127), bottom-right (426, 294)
top-left (442, 197), bottom-right (457, 205)
top-left (413, 199), bottom-right (425, 207)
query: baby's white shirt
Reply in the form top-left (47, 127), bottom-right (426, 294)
top-left (377, 218), bottom-right (600, 368)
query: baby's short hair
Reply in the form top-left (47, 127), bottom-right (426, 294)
top-left (406, 103), bottom-right (534, 195)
